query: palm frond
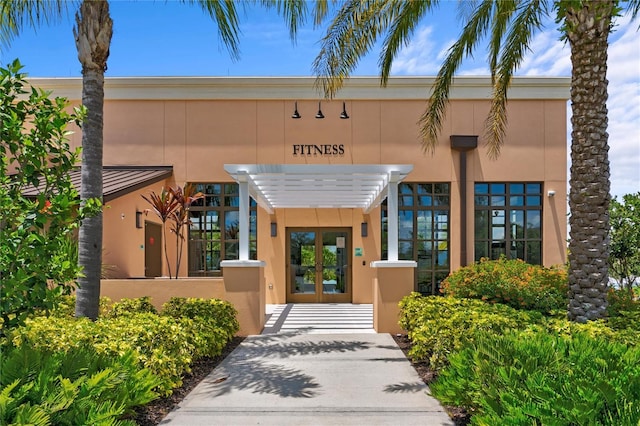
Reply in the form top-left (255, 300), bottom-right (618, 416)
top-left (379, 0), bottom-right (436, 85)
top-left (419, 0), bottom-right (495, 153)
top-left (183, 0), bottom-right (242, 61)
top-left (628, 0), bottom-right (640, 22)
top-left (0, 0), bottom-right (77, 49)
top-left (487, 0), bottom-right (518, 80)
top-left (313, 0), bottom-right (398, 98)
top-left (486, 0), bottom-right (548, 158)
top-left (260, 0), bottom-right (307, 40)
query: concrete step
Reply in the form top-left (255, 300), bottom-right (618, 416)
top-left (263, 304), bottom-right (375, 334)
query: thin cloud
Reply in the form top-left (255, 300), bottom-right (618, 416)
top-left (390, 26), bottom-right (442, 75)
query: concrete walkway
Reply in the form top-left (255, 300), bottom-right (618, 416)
top-left (160, 306), bottom-right (453, 426)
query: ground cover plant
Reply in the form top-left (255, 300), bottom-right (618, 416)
top-left (400, 286), bottom-right (640, 425)
top-left (431, 331), bottom-right (640, 425)
top-left (0, 344), bottom-right (160, 426)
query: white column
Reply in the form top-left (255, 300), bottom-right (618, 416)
top-left (387, 172), bottom-right (399, 261)
top-left (238, 171), bottom-right (249, 261)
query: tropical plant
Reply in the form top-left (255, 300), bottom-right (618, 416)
top-left (0, 344), bottom-right (160, 425)
top-left (168, 184), bottom-right (204, 278)
top-left (430, 330), bottom-right (640, 425)
top-left (142, 184), bottom-right (203, 278)
top-left (0, 61), bottom-right (95, 334)
top-left (141, 186), bottom-right (180, 278)
top-left (609, 192), bottom-right (640, 292)
top-left (312, 1), bottom-right (640, 322)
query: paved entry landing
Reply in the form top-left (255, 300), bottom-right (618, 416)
top-left (263, 304), bottom-right (375, 334)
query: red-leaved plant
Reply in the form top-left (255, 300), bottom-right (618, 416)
top-left (142, 184), bottom-right (202, 278)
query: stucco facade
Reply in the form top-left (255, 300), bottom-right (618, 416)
top-left (31, 76), bottom-right (569, 305)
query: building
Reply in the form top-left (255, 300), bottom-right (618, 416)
top-left (30, 76), bottom-right (569, 306)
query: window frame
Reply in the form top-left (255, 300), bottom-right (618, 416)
top-left (188, 183), bottom-right (257, 277)
top-left (382, 182), bottom-right (451, 294)
top-left (474, 182), bottom-right (543, 264)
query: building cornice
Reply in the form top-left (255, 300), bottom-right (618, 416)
top-left (26, 76), bottom-right (571, 101)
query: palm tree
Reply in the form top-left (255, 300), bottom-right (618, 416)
top-left (1, 0), bottom-right (112, 320)
top-left (0, 0), bottom-right (319, 319)
top-left (72, 0), bottom-right (112, 320)
top-left (313, 0), bottom-right (639, 322)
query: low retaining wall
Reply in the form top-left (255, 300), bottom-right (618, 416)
top-left (101, 278), bottom-right (226, 311)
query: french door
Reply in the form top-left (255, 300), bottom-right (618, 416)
top-left (286, 227), bottom-right (351, 303)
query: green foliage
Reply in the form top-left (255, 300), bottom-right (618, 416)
top-left (440, 257), bottom-right (568, 313)
top-left (9, 297), bottom-right (240, 395)
top-left (161, 297), bottom-right (240, 358)
top-left (399, 293), bottom-right (541, 369)
top-left (9, 314), bottom-right (192, 395)
top-left (431, 331), bottom-right (640, 425)
top-left (609, 192), bottom-right (640, 292)
top-left (0, 60), bottom-right (98, 333)
top-left (605, 288), bottom-right (640, 336)
top-left (107, 296), bottom-right (158, 317)
top-left (0, 344), bottom-right (159, 426)
top-left (42, 295), bottom-right (112, 318)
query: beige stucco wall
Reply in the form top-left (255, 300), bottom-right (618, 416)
top-left (31, 77), bottom-right (568, 304)
top-left (101, 278), bottom-right (225, 311)
top-left (102, 178), bottom-right (177, 278)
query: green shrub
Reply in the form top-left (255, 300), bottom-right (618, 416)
top-left (10, 314), bottom-right (193, 395)
top-left (431, 331), bottom-right (640, 425)
top-left (108, 296), bottom-right (158, 317)
top-left (10, 298), bottom-right (240, 395)
top-left (399, 293), bottom-right (541, 369)
top-left (161, 297), bottom-right (239, 358)
top-left (526, 316), bottom-right (640, 348)
top-left (0, 344), bottom-right (159, 426)
top-left (605, 289), bottom-right (640, 335)
top-left (0, 62), bottom-right (96, 334)
top-left (43, 295), bottom-right (112, 318)
top-left (440, 257), bottom-right (568, 313)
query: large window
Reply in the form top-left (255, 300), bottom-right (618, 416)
top-left (382, 183), bottom-right (450, 294)
top-left (188, 183), bottom-right (257, 276)
top-left (474, 183), bottom-right (542, 264)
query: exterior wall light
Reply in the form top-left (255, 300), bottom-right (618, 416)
top-left (292, 101), bottom-right (301, 119)
top-left (315, 101), bottom-right (324, 119)
top-left (340, 101), bottom-right (350, 119)
top-left (361, 222), bottom-right (368, 237)
top-left (271, 222), bottom-right (277, 237)
top-left (135, 210), bottom-right (143, 229)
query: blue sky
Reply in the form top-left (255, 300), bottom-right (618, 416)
top-left (1, 0), bottom-right (638, 198)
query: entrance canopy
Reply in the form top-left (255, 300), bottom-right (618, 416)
top-left (224, 164), bottom-right (413, 214)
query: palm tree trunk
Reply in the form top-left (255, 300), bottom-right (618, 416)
top-left (566, 1), bottom-right (614, 322)
top-left (74, 0), bottom-right (112, 320)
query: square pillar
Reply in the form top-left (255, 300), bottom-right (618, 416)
top-left (221, 260), bottom-right (266, 336)
top-left (371, 260), bottom-right (417, 334)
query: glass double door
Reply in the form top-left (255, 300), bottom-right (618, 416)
top-left (287, 228), bottom-right (351, 303)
